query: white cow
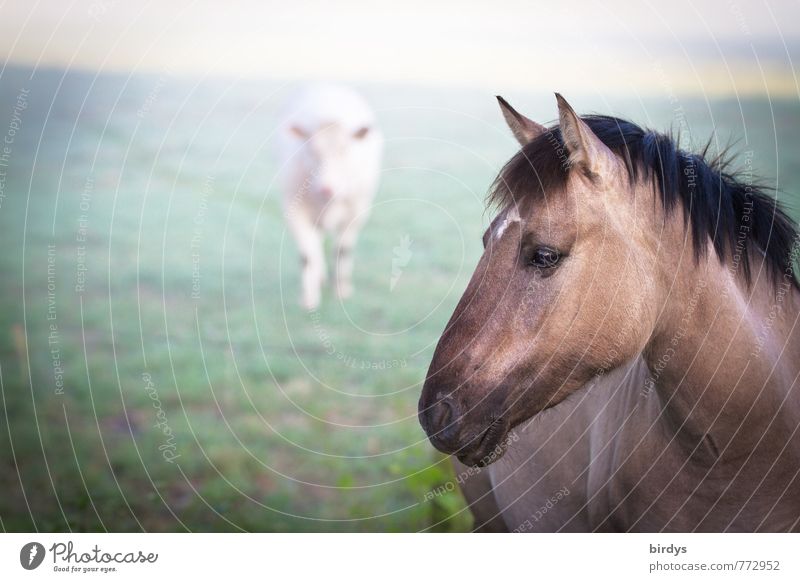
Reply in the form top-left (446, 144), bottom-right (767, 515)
top-left (277, 85), bottom-right (382, 310)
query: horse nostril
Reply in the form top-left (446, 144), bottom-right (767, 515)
top-left (421, 398), bottom-right (462, 453)
top-left (431, 399), bottom-right (453, 427)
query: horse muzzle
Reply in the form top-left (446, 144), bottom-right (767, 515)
top-left (418, 391), bottom-right (511, 467)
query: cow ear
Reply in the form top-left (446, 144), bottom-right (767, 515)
top-left (352, 126), bottom-right (370, 140)
top-left (555, 93), bottom-right (615, 178)
top-left (289, 124), bottom-right (308, 139)
top-left (497, 96), bottom-right (546, 146)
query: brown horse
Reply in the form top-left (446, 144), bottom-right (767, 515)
top-left (419, 94), bottom-right (800, 532)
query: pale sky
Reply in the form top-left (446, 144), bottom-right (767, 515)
top-left (1, 0), bottom-right (799, 96)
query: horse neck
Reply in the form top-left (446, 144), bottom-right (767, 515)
top-left (643, 248), bottom-right (800, 463)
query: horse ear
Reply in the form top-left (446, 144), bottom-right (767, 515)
top-left (555, 93), bottom-right (615, 177)
top-left (497, 96), bottom-right (546, 146)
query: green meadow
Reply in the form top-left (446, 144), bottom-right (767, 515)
top-left (1, 67), bottom-right (798, 531)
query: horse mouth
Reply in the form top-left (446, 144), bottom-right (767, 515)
top-left (456, 417), bottom-right (510, 468)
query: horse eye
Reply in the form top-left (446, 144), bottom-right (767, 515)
top-left (529, 247), bottom-right (561, 269)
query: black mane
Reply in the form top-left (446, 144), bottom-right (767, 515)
top-left (490, 115), bottom-right (799, 290)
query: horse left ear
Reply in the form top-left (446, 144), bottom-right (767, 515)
top-left (555, 93), bottom-right (615, 178)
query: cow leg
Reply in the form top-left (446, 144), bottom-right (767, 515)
top-left (286, 208), bottom-right (326, 310)
top-left (334, 218), bottom-right (361, 300)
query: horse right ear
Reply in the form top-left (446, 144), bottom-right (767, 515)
top-left (496, 96), bottom-right (546, 146)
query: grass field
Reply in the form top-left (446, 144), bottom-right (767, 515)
top-left (1, 66), bottom-right (799, 531)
